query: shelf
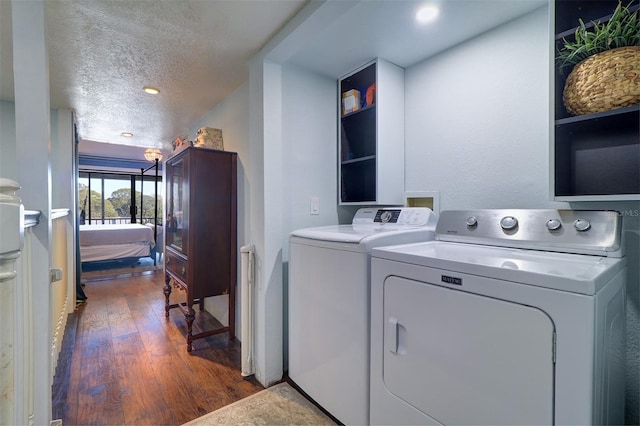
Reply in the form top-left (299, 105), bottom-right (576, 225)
top-left (554, 113), bottom-right (639, 197)
top-left (341, 157), bottom-right (376, 203)
top-left (340, 104), bottom-right (376, 160)
top-left (555, 1), bottom-right (639, 32)
top-left (342, 155), bottom-right (376, 165)
top-left (555, 3), bottom-right (640, 40)
top-left (341, 103), bottom-right (376, 119)
top-left (555, 104), bottom-right (639, 126)
top-left (555, 193), bottom-right (640, 202)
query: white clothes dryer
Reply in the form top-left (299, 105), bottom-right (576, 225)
top-left (289, 207), bottom-right (437, 425)
top-left (370, 209), bottom-right (626, 425)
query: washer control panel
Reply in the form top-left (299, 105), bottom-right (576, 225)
top-left (352, 207), bottom-right (436, 227)
top-left (438, 209), bottom-right (623, 256)
top-left (375, 209), bottom-right (401, 223)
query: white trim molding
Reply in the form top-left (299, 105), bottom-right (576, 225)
top-left (0, 178), bottom-right (23, 426)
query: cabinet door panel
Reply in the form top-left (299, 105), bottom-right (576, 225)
top-left (166, 156), bottom-right (188, 252)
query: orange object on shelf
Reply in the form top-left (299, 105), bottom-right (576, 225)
top-left (366, 83), bottom-right (376, 106)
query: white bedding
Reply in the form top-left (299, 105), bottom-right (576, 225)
top-left (80, 224), bottom-right (155, 262)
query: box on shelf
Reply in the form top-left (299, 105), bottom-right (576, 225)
top-left (342, 89), bottom-right (361, 115)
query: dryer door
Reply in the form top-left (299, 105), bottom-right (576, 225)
top-left (383, 276), bottom-right (554, 425)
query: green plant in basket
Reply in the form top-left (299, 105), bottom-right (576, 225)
top-left (556, 1), bottom-right (640, 116)
top-left (556, 1), bottom-right (640, 72)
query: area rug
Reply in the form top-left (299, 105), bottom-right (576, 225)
top-left (182, 382), bottom-right (337, 426)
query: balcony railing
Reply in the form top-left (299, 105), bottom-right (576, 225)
top-left (83, 216), bottom-right (162, 225)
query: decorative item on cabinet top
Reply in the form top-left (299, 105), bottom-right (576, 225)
top-left (194, 127), bottom-right (224, 150)
top-left (172, 136), bottom-right (192, 153)
top-left (556, 1), bottom-right (640, 116)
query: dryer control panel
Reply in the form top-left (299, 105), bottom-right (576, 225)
top-left (435, 209), bottom-right (623, 257)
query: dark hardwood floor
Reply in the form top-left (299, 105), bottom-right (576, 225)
top-left (52, 270), bottom-right (264, 426)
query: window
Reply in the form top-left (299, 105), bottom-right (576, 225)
top-left (78, 171), bottom-right (163, 225)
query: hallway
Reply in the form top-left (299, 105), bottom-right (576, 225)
top-left (52, 271), bottom-right (263, 425)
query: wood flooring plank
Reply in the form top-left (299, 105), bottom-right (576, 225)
top-left (74, 327), bottom-right (126, 425)
top-left (55, 270), bottom-right (264, 426)
top-left (147, 353), bottom-right (215, 424)
top-left (112, 332), bottom-right (175, 425)
top-left (106, 296), bottom-right (138, 338)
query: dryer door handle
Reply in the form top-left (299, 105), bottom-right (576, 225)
top-left (388, 317), bottom-right (407, 355)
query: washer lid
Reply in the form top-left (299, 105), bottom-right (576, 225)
top-left (372, 241), bottom-right (626, 295)
top-left (290, 207), bottom-right (437, 244)
top-left (291, 224), bottom-right (433, 244)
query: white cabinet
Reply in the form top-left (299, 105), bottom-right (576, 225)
top-left (339, 58), bottom-right (405, 205)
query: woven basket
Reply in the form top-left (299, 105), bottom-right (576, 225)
top-left (563, 46), bottom-right (640, 116)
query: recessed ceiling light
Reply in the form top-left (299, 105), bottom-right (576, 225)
top-left (416, 4), bottom-right (440, 24)
top-left (143, 86), bottom-right (160, 95)
top-left (121, 132), bottom-right (133, 137)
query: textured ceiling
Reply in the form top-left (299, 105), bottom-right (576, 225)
top-left (0, 0), bottom-right (307, 149)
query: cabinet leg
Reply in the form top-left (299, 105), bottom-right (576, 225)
top-left (185, 305), bottom-right (195, 352)
top-left (163, 274), bottom-right (172, 318)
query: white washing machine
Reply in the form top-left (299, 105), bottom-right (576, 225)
top-left (370, 209), bottom-right (626, 425)
top-left (289, 207), bottom-right (438, 425)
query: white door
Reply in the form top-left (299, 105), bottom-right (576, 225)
top-left (383, 276), bottom-right (554, 425)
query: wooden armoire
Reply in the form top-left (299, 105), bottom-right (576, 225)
top-left (163, 146), bottom-right (237, 352)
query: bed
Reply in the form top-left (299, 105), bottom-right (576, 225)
top-left (79, 223), bottom-right (157, 263)
top-left (79, 158), bottom-right (162, 268)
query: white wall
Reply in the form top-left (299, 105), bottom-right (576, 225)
top-left (78, 139), bottom-right (165, 161)
top-left (247, 59), bottom-right (285, 386)
top-left (187, 82), bottom-right (251, 331)
top-left (243, 57), bottom-right (344, 385)
top-left (51, 109), bottom-right (74, 210)
top-left (50, 109), bottom-right (77, 331)
top-left (406, 7), bottom-right (562, 211)
top-left (404, 6), bottom-right (639, 423)
top-left (1, 103), bottom-right (74, 193)
top-left (242, 0), bottom-right (359, 387)
top-left (281, 64), bottom-right (340, 260)
top-left (0, 101), bottom-right (17, 181)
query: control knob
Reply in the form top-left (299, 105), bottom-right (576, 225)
top-left (574, 219), bottom-right (591, 232)
top-left (466, 216), bottom-right (478, 227)
top-left (380, 211), bottom-right (392, 223)
top-left (500, 216), bottom-right (518, 230)
top-left (546, 219), bottom-right (562, 231)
